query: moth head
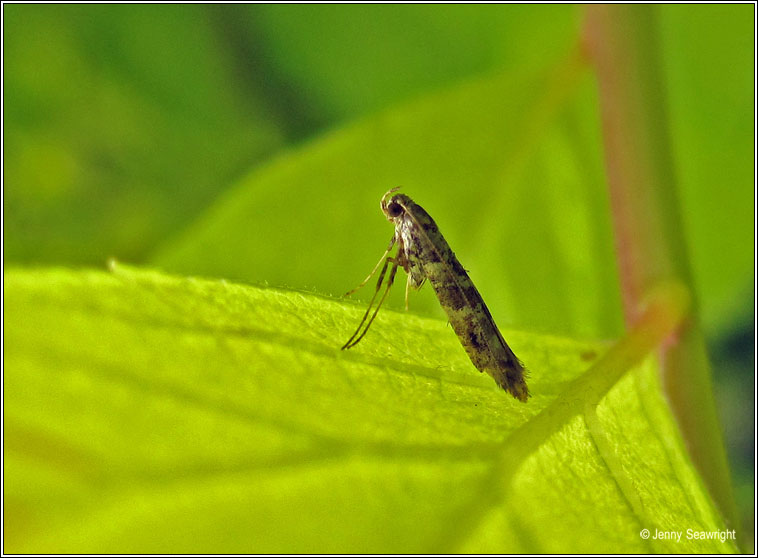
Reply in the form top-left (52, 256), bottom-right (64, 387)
top-left (380, 187), bottom-right (406, 222)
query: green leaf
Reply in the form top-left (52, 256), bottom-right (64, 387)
top-left (658, 5), bottom-right (754, 334)
top-left (146, 6), bottom-right (752, 344)
top-left (4, 265), bottom-right (735, 553)
top-left (243, 4), bottom-right (580, 120)
top-left (151, 56), bottom-right (624, 341)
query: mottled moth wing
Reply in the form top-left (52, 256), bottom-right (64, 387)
top-left (394, 194), bottom-right (530, 402)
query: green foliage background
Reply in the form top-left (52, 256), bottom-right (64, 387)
top-left (3, 4), bottom-right (753, 553)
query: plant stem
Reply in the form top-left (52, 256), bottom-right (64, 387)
top-left (582, 4), bottom-right (738, 531)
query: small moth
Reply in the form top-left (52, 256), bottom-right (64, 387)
top-left (342, 187), bottom-right (529, 402)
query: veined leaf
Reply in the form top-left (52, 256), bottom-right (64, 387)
top-left (4, 265), bottom-right (735, 553)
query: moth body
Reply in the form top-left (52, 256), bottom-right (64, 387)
top-left (343, 188), bottom-right (530, 402)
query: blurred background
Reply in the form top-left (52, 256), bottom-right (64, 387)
top-left (3, 3), bottom-right (753, 541)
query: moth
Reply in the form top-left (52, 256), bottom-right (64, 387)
top-left (342, 187), bottom-right (529, 402)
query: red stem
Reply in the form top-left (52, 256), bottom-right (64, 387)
top-left (582, 4), bottom-right (738, 532)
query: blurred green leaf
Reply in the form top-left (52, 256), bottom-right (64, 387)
top-left (243, 4), bottom-right (580, 121)
top-left (152, 56), bottom-right (623, 340)
top-left (150, 4), bottom-right (752, 344)
top-left (5, 5), bottom-right (750, 343)
top-left (3, 4), bottom-right (283, 265)
top-left (657, 5), bottom-right (754, 334)
top-left (4, 265), bottom-right (735, 553)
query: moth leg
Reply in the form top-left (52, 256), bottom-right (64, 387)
top-left (404, 273), bottom-right (411, 311)
top-left (344, 235), bottom-right (396, 297)
top-left (342, 256), bottom-right (392, 349)
top-left (342, 258), bottom-right (399, 350)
